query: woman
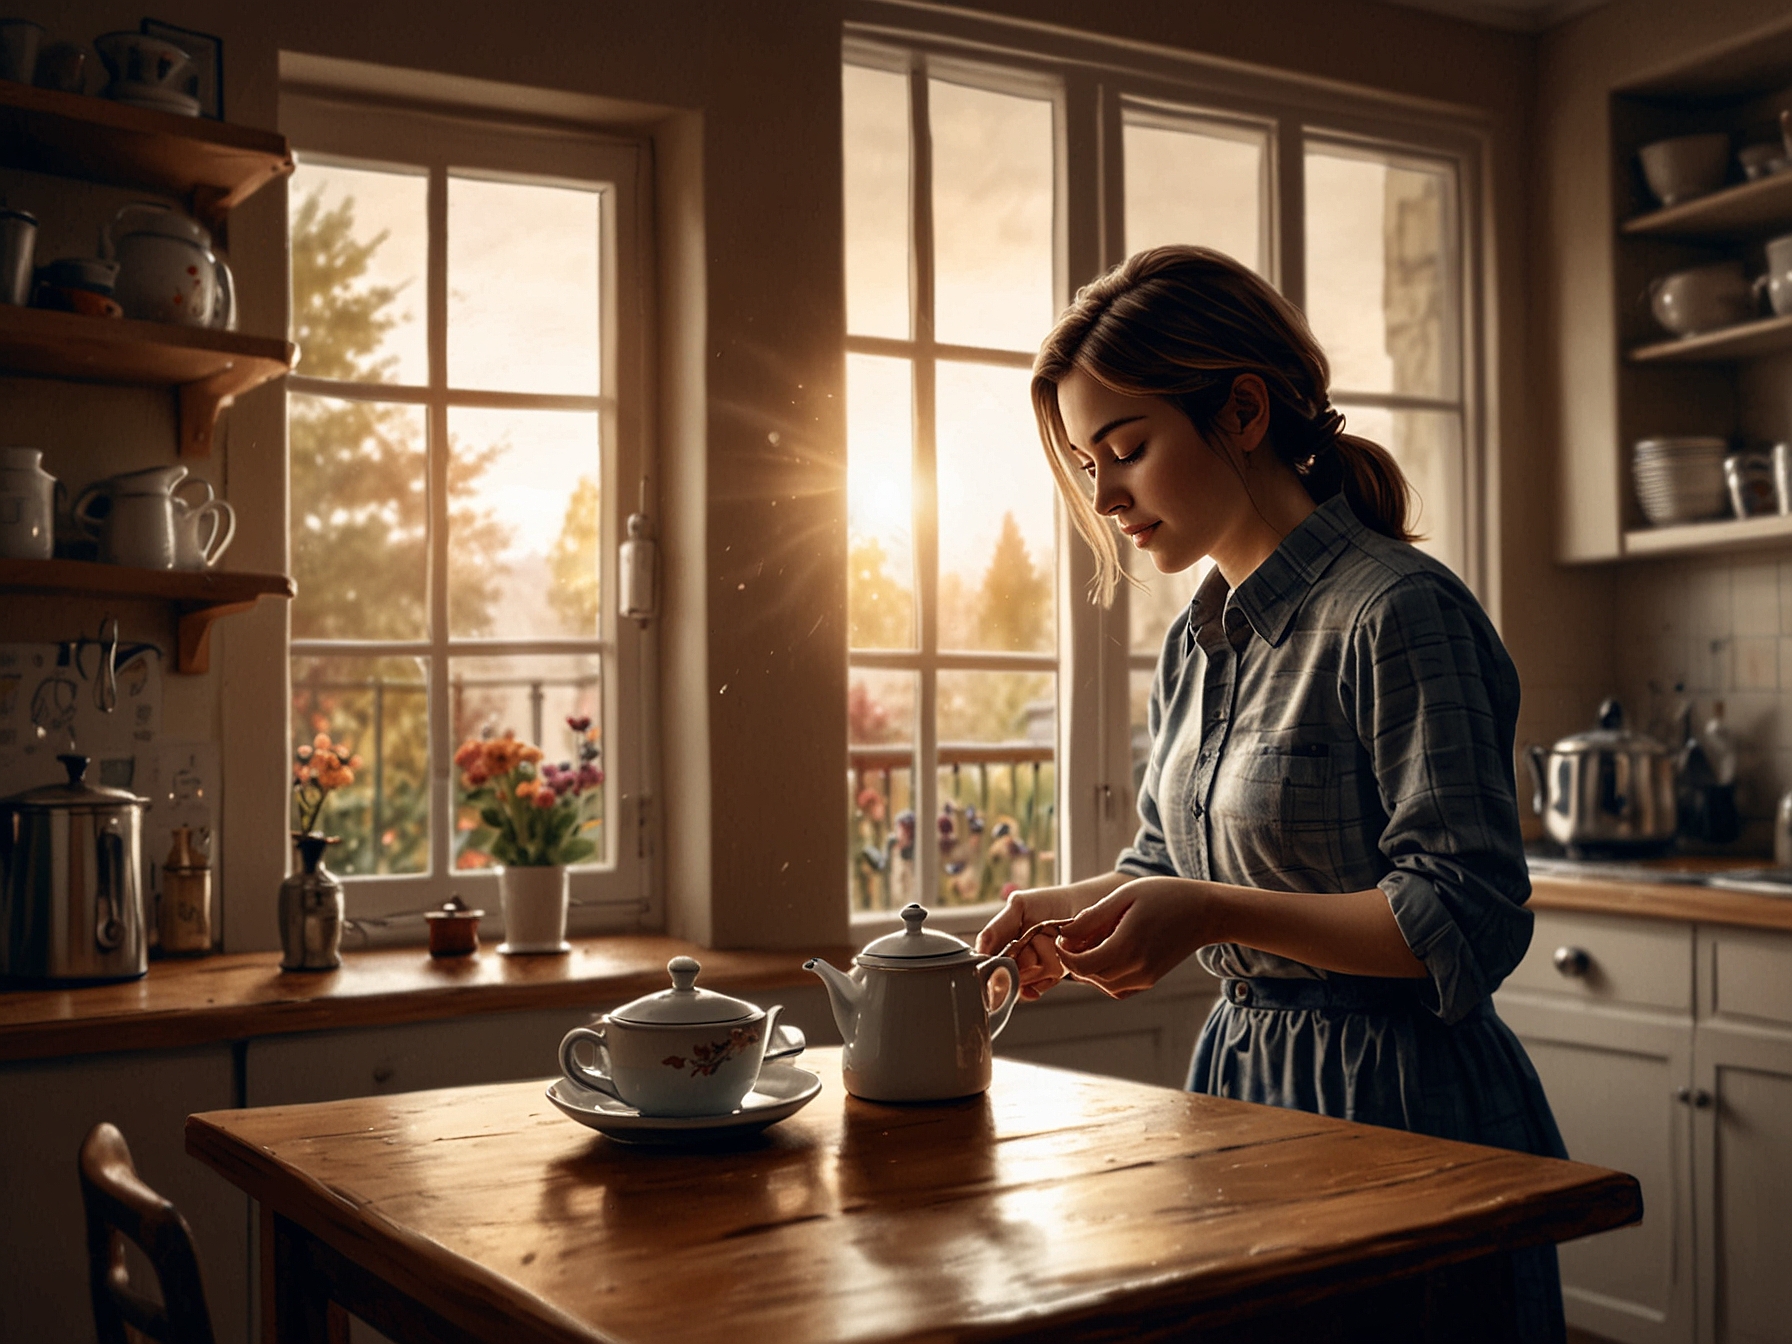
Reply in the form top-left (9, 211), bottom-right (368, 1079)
top-left (976, 246), bottom-right (1568, 1342)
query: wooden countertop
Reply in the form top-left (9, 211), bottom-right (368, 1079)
top-left (188, 1048), bottom-right (1642, 1344)
top-left (0, 937), bottom-right (848, 1066)
top-left (1529, 856), bottom-right (1792, 933)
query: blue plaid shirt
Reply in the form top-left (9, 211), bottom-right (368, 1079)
top-left (1117, 494), bottom-right (1533, 1024)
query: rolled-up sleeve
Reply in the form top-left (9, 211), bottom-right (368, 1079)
top-left (1342, 574), bottom-right (1533, 1024)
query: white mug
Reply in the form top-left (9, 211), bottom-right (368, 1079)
top-left (172, 481), bottom-right (235, 570)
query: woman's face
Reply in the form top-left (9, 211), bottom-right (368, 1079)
top-left (1055, 367), bottom-right (1256, 575)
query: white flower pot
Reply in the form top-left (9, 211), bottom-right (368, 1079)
top-left (497, 865), bottom-right (570, 954)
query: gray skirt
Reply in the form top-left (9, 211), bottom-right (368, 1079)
top-left (1190, 976), bottom-right (1569, 1344)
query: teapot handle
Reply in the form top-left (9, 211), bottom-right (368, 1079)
top-left (211, 252), bottom-right (235, 331)
top-left (104, 201), bottom-right (172, 259)
top-left (977, 955), bottom-right (1022, 1041)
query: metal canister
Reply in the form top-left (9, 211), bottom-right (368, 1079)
top-left (0, 754), bottom-right (149, 984)
top-left (0, 206), bottom-right (36, 306)
top-left (158, 825), bottom-right (213, 955)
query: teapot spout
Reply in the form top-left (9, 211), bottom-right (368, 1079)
top-left (803, 956), bottom-right (861, 1043)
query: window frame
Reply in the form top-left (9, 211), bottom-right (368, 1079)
top-left (280, 89), bottom-right (657, 933)
top-left (844, 7), bottom-right (1490, 937)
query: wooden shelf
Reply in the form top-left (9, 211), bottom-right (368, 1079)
top-left (1623, 511), bottom-right (1792, 556)
top-left (0, 558), bottom-right (294, 673)
top-left (0, 305), bottom-right (294, 455)
top-left (0, 81), bottom-right (292, 238)
top-left (1628, 311), bottom-right (1792, 363)
top-left (1622, 170), bottom-right (1792, 241)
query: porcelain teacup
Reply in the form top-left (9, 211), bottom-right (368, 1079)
top-left (558, 957), bottom-right (805, 1117)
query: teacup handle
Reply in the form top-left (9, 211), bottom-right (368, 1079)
top-left (977, 955), bottom-right (1022, 1041)
top-left (70, 482), bottom-right (108, 541)
top-left (558, 1024), bottom-right (622, 1101)
top-left (760, 1004), bottom-right (806, 1063)
top-left (173, 477), bottom-right (215, 511)
top-left (196, 497), bottom-right (235, 566)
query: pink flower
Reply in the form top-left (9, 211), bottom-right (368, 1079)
top-left (577, 764), bottom-right (603, 789)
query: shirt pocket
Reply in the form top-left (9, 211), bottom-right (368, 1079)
top-left (1226, 730), bottom-right (1345, 881)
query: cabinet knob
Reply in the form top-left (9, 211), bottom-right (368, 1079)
top-left (1674, 1087), bottom-right (1714, 1108)
top-left (1553, 945), bottom-right (1592, 978)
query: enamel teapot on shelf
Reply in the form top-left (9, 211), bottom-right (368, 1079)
top-left (105, 203), bottom-right (235, 330)
top-left (805, 903), bottom-right (1020, 1102)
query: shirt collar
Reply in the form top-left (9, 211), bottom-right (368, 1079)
top-left (1187, 494), bottom-right (1363, 649)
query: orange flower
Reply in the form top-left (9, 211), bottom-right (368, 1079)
top-left (515, 779), bottom-right (539, 799)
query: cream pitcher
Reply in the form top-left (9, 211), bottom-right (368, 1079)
top-left (0, 446), bottom-right (58, 559)
top-left (805, 903), bottom-right (1020, 1102)
top-left (71, 464), bottom-right (190, 568)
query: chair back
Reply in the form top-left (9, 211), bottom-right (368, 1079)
top-left (78, 1122), bottom-right (216, 1344)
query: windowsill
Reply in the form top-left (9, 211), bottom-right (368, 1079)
top-left (0, 933), bottom-right (854, 1065)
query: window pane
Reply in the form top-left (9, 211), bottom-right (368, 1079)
top-left (1336, 405), bottom-right (1464, 574)
top-left (1124, 113), bottom-right (1266, 272)
top-left (936, 362), bottom-right (1054, 653)
top-left (930, 79), bottom-right (1054, 352)
top-left (1304, 149), bottom-right (1455, 399)
top-left (844, 64), bottom-right (911, 340)
top-left (448, 175), bottom-right (601, 395)
top-left (291, 655), bottom-right (428, 876)
top-left (935, 672), bottom-right (1056, 905)
top-left (447, 407), bottom-right (601, 640)
top-left (290, 159), bottom-right (428, 385)
top-left (290, 393), bottom-right (427, 641)
top-left (451, 654), bottom-right (605, 869)
top-left (849, 669), bottom-right (915, 914)
top-left (848, 354), bottom-right (916, 649)
top-left (1126, 550), bottom-right (1210, 655)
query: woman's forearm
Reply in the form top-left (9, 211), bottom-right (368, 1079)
top-left (1203, 882), bottom-right (1425, 979)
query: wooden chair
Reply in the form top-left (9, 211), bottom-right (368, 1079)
top-left (78, 1122), bottom-right (216, 1344)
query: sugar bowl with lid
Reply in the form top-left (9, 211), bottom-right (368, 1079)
top-left (558, 957), bottom-right (805, 1116)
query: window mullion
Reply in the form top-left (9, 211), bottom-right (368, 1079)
top-left (1273, 119), bottom-right (1304, 307)
top-left (909, 61), bottom-right (940, 906)
top-left (427, 163), bottom-right (452, 882)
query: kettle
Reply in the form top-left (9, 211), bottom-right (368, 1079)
top-left (106, 203), bottom-right (235, 330)
top-left (1, 754), bottom-right (150, 985)
top-left (1526, 699), bottom-right (1679, 858)
top-left (805, 903), bottom-right (1020, 1102)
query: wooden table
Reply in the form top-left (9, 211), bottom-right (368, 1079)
top-left (187, 1048), bottom-right (1641, 1344)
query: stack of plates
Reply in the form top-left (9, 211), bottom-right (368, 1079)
top-left (1634, 437), bottom-right (1729, 525)
top-left (104, 80), bottom-right (201, 117)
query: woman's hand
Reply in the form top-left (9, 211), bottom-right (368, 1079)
top-left (975, 886), bottom-right (1082, 1001)
top-left (1055, 876), bottom-right (1215, 998)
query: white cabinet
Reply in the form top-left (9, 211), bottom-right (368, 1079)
top-left (1497, 911), bottom-right (1792, 1344)
top-left (0, 1046), bottom-right (247, 1344)
top-left (996, 961), bottom-right (1217, 1089)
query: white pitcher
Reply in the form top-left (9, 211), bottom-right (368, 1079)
top-left (0, 446), bottom-right (57, 560)
top-left (71, 464), bottom-right (189, 569)
top-left (171, 477), bottom-right (235, 570)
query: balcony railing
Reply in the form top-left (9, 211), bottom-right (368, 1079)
top-left (849, 742), bottom-right (1056, 913)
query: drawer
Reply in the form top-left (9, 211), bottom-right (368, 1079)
top-left (1701, 925), bottom-right (1792, 1030)
top-left (1501, 910), bottom-right (1693, 1013)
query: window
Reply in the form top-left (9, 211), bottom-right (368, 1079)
top-left (844, 16), bottom-right (1482, 923)
top-left (282, 91), bottom-right (651, 927)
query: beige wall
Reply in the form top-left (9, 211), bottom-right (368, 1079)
top-left (13, 0), bottom-right (1598, 953)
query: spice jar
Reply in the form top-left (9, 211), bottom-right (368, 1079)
top-left (426, 895), bottom-right (483, 958)
top-left (159, 825), bottom-right (212, 955)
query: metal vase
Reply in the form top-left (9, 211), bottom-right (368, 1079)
top-left (279, 833), bottom-right (343, 971)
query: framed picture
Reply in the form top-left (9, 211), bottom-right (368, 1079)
top-left (139, 19), bottom-right (223, 120)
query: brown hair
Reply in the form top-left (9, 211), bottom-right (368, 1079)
top-left (1032, 245), bottom-right (1417, 605)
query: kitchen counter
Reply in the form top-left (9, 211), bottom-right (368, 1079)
top-left (1527, 855), bottom-right (1792, 933)
top-left (0, 936), bottom-right (852, 1065)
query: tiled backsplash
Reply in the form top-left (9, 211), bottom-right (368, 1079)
top-left (1612, 549), bottom-right (1792, 845)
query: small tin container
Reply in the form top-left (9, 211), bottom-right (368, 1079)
top-left (426, 895), bottom-right (483, 957)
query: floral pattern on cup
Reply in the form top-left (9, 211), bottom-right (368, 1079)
top-left (662, 1024), bottom-right (762, 1077)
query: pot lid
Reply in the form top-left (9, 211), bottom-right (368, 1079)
top-left (1550, 698), bottom-right (1670, 756)
top-left (113, 203), bottom-right (211, 249)
top-left (4, 754), bottom-right (148, 810)
top-left (609, 956), bottom-right (761, 1025)
top-left (857, 903), bottom-right (976, 966)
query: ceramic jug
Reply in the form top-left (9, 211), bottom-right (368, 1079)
top-left (0, 446), bottom-right (57, 559)
top-left (170, 477), bottom-right (235, 570)
top-left (71, 464), bottom-right (188, 569)
top-left (107, 203), bottom-right (235, 330)
top-left (805, 903), bottom-right (1020, 1102)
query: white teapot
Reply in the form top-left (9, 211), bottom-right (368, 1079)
top-left (805, 903), bottom-right (1020, 1102)
top-left (106, 203), bottom-right (235, 330)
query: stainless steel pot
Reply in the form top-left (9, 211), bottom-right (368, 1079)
top-left (1, 753), bottom-right (150, 985)
top-left (1526, 699), bottom-right (1678, 857)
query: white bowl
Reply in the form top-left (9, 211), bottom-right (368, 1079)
top-left (1638, 133), bottom-right (1732, 207)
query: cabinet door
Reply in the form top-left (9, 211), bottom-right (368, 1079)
top-left (0, 1046), bottom-right (247, 1344)
top-left (1694, 926), bottom-right (1792, 1344)
top-left (1498, 996), bottom-right (1695, 1344)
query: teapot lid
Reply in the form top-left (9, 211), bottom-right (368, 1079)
top-left (857, 903), bottom-right (976, 966)
top-left (1551, 698), bottom-right (1669, 755)
top-left (4, 754), bottom-right (148, 810)
top-left (610, 956), bottom-right (761, 1026)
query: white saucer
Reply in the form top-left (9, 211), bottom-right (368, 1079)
top-left (498, 940), bottom-right (572, 955)
top-left (546, 1063), bottom-right (823, 1144)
